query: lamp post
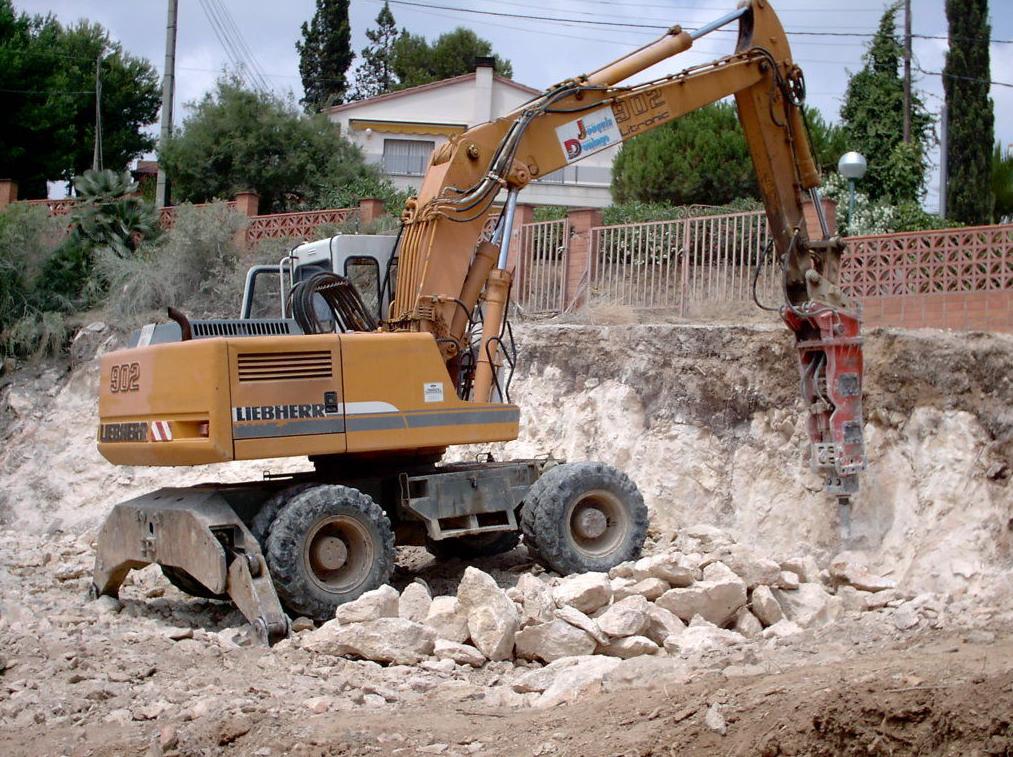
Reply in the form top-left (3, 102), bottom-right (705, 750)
top-left (837, 151), bottom-right (867, 225)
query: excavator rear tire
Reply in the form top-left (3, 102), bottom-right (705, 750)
top-left (425, 530), bottom-right (521, 560)
top-left (265, 485), bottom-right (395, 622)
top-left (161, 565), bottom-right (227, 600)
top-left (521, 462), bottom-right (648, 575)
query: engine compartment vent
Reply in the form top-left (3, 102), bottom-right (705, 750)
top-left (237, 350), bottom-right (333, 382)
top-left (193, 319), bottom-right (303, 339)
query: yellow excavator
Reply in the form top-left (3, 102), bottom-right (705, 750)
top-left (91, 0), bottom-right (866, 643)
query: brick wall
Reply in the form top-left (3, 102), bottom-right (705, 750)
top-left (862, 291), bottom-right (1012, 333)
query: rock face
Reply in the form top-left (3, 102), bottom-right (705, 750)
top-left (773, 583), bottom-right (842, 628)
top-left (457, 567), bottom-right (520, 661)
top-left (424, 596), bottom-right (470, 643)
top-left (304, 618), bottom-right (436, 664)
top-left (514, 620), bottom-right (596, 662)
top-left (399, 582), bottom-right (432, 623)
top-left (552, 573), bottom-right (612, 613)
top-left (334, 585), bottom-right (399, 624)
top-left (655, 562), bottom-right (746, 626)
top-left (594, 595), bottom-right (650, 638)
top-left (750, 585), bottom-right (784, 627)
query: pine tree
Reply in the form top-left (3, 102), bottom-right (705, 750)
top-left (348, 2), bottom-right (398, 101)
top-left (296, 0), bottom-right (353, 111)
top-left (943, 0), bottom-right (994, 224)
top-left (840, 3), bottom-right (931, 203)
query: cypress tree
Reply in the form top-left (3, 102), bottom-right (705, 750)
top-left (840, 3), bottom-right (931, 203)
top-left (943, 0), bottom-right (994, 224)
top-left (348, 2), bottom-right (398, 101)
top-left (297, 0), bottom-right (353, 111)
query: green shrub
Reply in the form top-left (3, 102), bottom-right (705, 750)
top-left (313, 174), bottom-right (412, 219)
top-left (603, 198), bottom-right (762, 226)
top-left (3, 310), bottom-right (68, 359)
top-left (97, 202), bottom-right (245, 323)
top-left (0, 204), bottom-right (62, 333)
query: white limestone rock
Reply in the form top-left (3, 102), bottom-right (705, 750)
top-left (514, 620), bottom-right (596, 662)
top-left (599, 635), bottom-right (659, 659)
top-left (772, 583), bottom-right (842, 628)
top-left (594, 595), bottom-right (650, 638)
top-left (643, 604), bottom-right (686, 646)
top-left (655, 561), bottom-right (747, 626)
top-left (303, 617), bottom-right (436, 664)
top-left (399, 582), bottom-right (432, 623)
top-left (515, 574), bottom-right (556, 627)
top-left (433, 640), bottom-right (486, 667)
top-left (750, 585), bottom-right (784, 627)
top-left (552, 572), bottom-right (612, 614)
top-left (334, 585), bottom-right (399, 625)
top-left (457, 567), bottom-right (519, 661)
top-left (554, 605), bottom-right (609, 645)
top-left (424, 596), bottom-right (470, 644)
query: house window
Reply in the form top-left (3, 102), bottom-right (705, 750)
top-left (383, 139), bottom-right (434, 176)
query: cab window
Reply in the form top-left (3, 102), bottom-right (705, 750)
top-left (345, 256), bottom-right (381, 318)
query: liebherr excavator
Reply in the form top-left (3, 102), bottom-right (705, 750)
top-left (91, 0), bottom-right (866, 643)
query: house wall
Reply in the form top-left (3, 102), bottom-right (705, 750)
top-left (327, 72), bottom-right (617, 208)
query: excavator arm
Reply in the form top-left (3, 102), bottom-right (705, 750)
top-left (390, 0), bottom-right (865, 510)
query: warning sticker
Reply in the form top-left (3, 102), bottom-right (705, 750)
top-left (555, 106), bottom-right (621, 163)
top-left (423, 382), bottom-right (444, 403)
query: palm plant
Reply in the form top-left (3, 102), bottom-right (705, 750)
top-left (70, 169), bottom-right (158, 257)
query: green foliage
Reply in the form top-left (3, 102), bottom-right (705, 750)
top-left (533, 206), bottom-right (567, 222)
top-left (3, 309), bottom-right (67, 359)
top-left (821, 172), bottom-right (959, 236)
top-left (161, 78), bottom-right (374, 213)
top-left (612, 103), bottom-right (761, 206)
top-left (993, 143), bottom-right (1013, 223)
top-left (0, 204), bottom-right (62, 335)
top-left (96, 203), bottom-right (246, 322)
top-left (349, 2), bottom-right (398, 101)
top-left (0, 2), bottom-right (160, 195)
top-left (943, 0), bottom-right (994, 225)
top-left (297, 0), bottom-right (353, 110)
top-left (603, 198), bottom-right (762, 226)
top-left (392, 27), bottom-right (512, 90)
top-left (312, 174), bottom-right (411, 218)
top-left (840, 3), bottom-right (932, 203)
top-left (804, 107), bottom-right (849, 176)
top-left (69, 169), bottom-right (157, 258)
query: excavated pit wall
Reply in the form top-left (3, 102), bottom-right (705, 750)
top-left (0, 323), bottom-right (1010, 603)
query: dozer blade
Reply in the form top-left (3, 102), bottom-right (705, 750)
top-left (91, 486), bottom-right (289, 645)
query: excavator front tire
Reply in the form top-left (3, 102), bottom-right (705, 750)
top-left (521, 462), bottom-right (648, 575)
top-left (265, 485), bottom-right (395, 622)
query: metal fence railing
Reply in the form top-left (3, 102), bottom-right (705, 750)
top-left (516, 219), bottom-right (569, 314)
top-left (587, 210), bottom-right (776, 313)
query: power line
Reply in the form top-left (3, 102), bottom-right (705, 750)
top-left (914, 64), bottom-right (1012, 89)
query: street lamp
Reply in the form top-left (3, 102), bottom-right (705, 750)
top-left (837, 151), bottom-right (867, 222)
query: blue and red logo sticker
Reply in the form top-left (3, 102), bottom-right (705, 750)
top-left (556, 107), bottom-right (621, 162)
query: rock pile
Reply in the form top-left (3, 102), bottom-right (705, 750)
top-left (298, 525), bottom-right (902, 672)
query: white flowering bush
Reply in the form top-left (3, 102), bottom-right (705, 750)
top-left (820, 173), bottom-right (895, 236)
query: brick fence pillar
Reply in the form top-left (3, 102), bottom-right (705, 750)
top-left (358, 197), bottom-right (386, 225)
top-left (802, 195), bottom-right (837, 238)
top-left (563, 207), bottom-right (602, 310)
top-left (233, 191), bottom-right (259, 248)
top-left (0, 180), bottom-right (17, 210)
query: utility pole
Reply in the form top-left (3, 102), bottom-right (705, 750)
top-left (902, 0), bottom-right (912, 144)
top-left (939, 106), bottom-right (948, 218)
top-left (92, 55), bottom-right (103, 171)
top-left (155, 0), bottom-right (179, 209)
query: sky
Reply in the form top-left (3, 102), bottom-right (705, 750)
top-left (19, 0), bottom-right (1013, 213)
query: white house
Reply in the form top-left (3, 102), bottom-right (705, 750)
top-left (326, 59), bottom-right (617, 208)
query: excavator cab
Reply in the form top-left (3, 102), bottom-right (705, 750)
top-left (240, 234), bottom-right (398, 324)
